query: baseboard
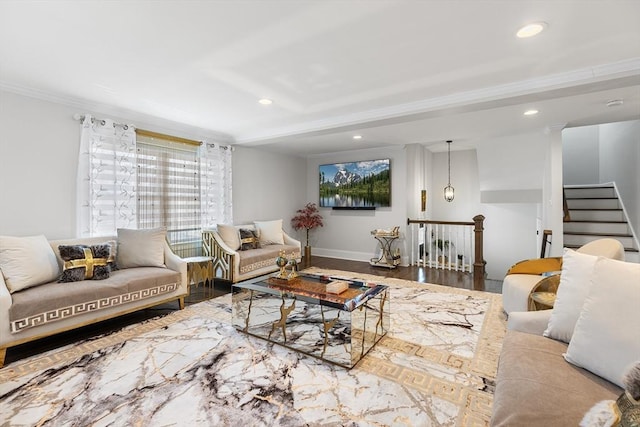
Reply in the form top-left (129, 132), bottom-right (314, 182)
top-left (310, 248), bottom-right (408, 267)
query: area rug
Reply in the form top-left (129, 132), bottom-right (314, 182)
top-left (0, 269), bottom-right (506, 426)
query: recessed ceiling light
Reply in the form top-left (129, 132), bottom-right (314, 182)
top-left (606, 99), bottom-right (624, 107)
top-left (524, 109), bottom-right (539, 116)
top-left (517, 22), bottom-right (547, 38)
top-left (258, 98), bottom-right (273, 105)
top-left (353, 135), bottom-right (363, 140)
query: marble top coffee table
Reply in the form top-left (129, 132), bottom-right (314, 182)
top-left (231, 273), bottom-right (389, 368)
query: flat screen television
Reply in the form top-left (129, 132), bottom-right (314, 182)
top-left (319, 159), bottom-right (391, 209)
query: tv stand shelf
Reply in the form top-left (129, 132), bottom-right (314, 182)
top-left (332, 206), bottom-right (376, 210)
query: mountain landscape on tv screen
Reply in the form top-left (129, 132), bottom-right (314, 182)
top-left (319, 159), bottom-right (391, 208)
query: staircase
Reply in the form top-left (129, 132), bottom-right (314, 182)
top-left (564, 184), bottom-right (639, 262)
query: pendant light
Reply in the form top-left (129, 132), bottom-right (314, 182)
top-left (444, 140), bottom-right (455, 202)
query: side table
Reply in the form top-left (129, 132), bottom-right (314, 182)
top-left (370, 229), bottom-right (401, 269)
top-left (528, 274), bottom-right (560, 311)
top-left (184, 256), bottom-right (215, 302)
top-left (530, 292), bottom-right (557, 310)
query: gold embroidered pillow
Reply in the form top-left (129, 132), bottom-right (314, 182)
top-left (239, 229), bottom-right (260, 251)
top-left (58, 244), bottom-right (113, 282)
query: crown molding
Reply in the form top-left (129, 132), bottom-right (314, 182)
top-left (236, 58), bottom-right (640, 144)
top-left (0, 81), bottom-right (235, 144)
top-left (2, 58), bottom-right (638, 147)
top-left (544, 123), bottom-right (569, 135)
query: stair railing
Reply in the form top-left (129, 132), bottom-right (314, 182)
top-left (612, 182), bottom-right (640, 253)
top-left (407, 215), bottom-right (485, 290)
top-left (563, 188), bottom-right (571, 222)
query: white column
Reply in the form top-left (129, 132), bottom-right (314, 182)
top-left (543, 124), bottom-right (566, 256)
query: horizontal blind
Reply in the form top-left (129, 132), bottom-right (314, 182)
top-left (136, 132), bottom-right (202, 257)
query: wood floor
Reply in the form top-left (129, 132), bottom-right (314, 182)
top-left (309, 256), bottom-right (501, 292)
top-left (3, 256), bottom-right (502, 366)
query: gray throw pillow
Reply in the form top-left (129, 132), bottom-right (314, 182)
top-left (116, 227), bottom-right (167, 268)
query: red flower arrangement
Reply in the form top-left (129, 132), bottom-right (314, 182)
top-left (291, 202), bottom-right (324, 247)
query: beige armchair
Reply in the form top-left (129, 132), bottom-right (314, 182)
top-left (202, 225), bottom-right (301, 283)
top-left (502, 238), bottom-right (625, 314)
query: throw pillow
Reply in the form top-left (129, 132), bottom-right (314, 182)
top-left (58, 244), bottom-right (112, 282)
top-left (216, 224), bottom-right (241, 251)
top-left (116, 227), bottom-right (167, 269)
top-left (564, 257), bottom-right (640, 388)
top-left (254, 219), bottom-right (284, 246)
top-left (543, 248), bottom-right (599, 343)
top-left (0, 235), bottom-right (60, 293)
top-left (239, 228), bottom-right (260, 251)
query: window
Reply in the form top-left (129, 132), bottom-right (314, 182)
top-left (136, 131), bottom-right (202, 257)
top-left (77, 115), bottom-right (233, 255)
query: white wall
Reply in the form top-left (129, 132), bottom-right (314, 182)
top-left (482, 203), bottom-right (540, 278)
top-left (305, 146), bottom-right (407, 263)
top-left (430, 149), bottom-right (481, 221)
top-left (542, 130), bottom-right (565, 257)
top-left (562, 126), bottom-right (599, 185)
top-left (563, 120), bottom-right (640, 243)
top-left (599, 120), bottom-right (640, 240)
top-left (476, 133), bottom-right (546, 193)
top-left (232, 146), bottom-right (306, 235)
top-left (0, 90), bottom-right (80, 238)
top-left (471, 132), bottom-right (551, 278)
top-left (0, 89), bottom-right (238, 239)
top-left (429, 146), bottom-right (542, 279)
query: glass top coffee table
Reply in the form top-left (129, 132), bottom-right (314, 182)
top-left (232, 273), bottom-right (390, 368)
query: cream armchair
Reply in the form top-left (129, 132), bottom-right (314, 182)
top-left (202, 225), bottom-right (301, 283)
top-left (502, 238), bottom-right (625, 314)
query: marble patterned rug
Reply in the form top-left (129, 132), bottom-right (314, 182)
top-left (0, 268), bottom-right (506, 426)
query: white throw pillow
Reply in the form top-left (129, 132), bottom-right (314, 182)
top-left (0, 235), bottom-right (60, 293)
top-left (543, 248), bottom-right (598, 343)
top-left (216, 224), bottom-right (241, 251)
top-left (564, 257), bottom-right (640, 388)
top-left (254, 219), bottom-right (284, 246)
top-left (116, 228), bottom-right (167, 269)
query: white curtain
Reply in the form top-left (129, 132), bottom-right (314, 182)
top-left (199, 142), bottom-right (233, 228)
top-left (77, 115), bottom-right (137, 237)
top-left (77, 115), bottom-right (233, 238)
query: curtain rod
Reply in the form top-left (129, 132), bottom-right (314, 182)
top-left (139, 130), bottom-right (233, 150)
top-left (73, 113), bottom-right (233, 150)
top-left (72, 113), bottom-right (131, 130)
top-left (136, 128), bottom-right (202, 146)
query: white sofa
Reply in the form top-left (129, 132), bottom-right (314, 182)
top-left (203, 222), bottom-right (301, 283)
top-left (0, 233), bottom-right (188, 367)
top-left (502, 238), bottom-right (625, 314)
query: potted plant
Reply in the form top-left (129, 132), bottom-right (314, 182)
top-left (291, 202), bottom-right (324, 261)
top-left (432, 238), bottom-right (452, 265)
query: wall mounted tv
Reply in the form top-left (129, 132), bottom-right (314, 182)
top-left (319, 159), bottom-right (391, 209)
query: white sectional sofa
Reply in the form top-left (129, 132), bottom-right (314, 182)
top-left (492, 251), bottom-right (640, 426)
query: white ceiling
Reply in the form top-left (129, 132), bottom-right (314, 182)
top-left (1, 0), bottom-right (639, 156)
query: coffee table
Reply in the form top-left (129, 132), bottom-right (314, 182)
top-left (232, 273), bottom-right (389, 368)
